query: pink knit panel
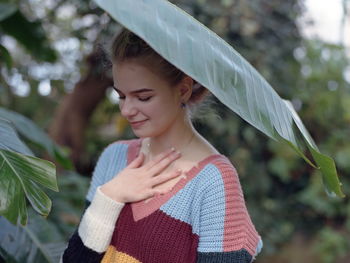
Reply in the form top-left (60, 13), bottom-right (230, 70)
top-left (215, 159), bottom-right (260, 256)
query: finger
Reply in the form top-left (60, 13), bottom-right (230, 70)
top-left (144, 189), bottom-right (158, 201)
top-left (144, 147), bottom-right (176, 170)
top-left (128, 152), bottom-right (145, 169)
top-left (154, 187), bottom-right (173, 196)
top-left (151, 169), bottom-right (182, 186)
top-left (148, 151), bottom-right (181, 175)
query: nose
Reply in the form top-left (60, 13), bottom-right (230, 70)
top-left (120, 99), bottom-right (137, 118)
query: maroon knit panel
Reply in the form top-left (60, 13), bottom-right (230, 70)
top-left (110, 204), bottom-right (199, 263)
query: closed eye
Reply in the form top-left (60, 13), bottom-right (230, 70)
top-left (138, 96), bottom-right (152, 102)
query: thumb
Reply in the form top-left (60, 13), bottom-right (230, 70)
top-left (128, 152), bottom-right (145, 168)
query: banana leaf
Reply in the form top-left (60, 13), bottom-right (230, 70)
top-left (0, 210), bottom-right (66, 263)
top-left (0, 108), bottom-right (73, 169)
top-left (94, 0), bottom-right (344, 197)
top-left (0, 118), bottom-right (33, 156)
top-left (0, 118), bottom-right (58, 225)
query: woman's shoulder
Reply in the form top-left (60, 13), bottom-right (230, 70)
top-left (199, 154), bottom-right (238, 179)
top-left (190, 137), bottom-right (238, 178)
top-left (193, 154), bottom-right (242, 192)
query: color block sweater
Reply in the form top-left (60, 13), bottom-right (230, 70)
top-left (62, 139), bottom-right (263, 263)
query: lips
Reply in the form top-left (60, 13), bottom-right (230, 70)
top-left (129, 119), bottom-right (148, 128)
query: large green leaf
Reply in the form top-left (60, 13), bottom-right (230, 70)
top-left (0, 211), bottom-right (66, 263)
top-left (0, 171), bottom-right (90, 263)
top-left (0, 108), bottom-right (73, 169)
top-left (0, 149), bottom-right (58, 225)
top-left (94, 0), bottom-right (344, 197)
top-left (0, 117), bottom-right (58, 225)
top-left (0, 118), bottom-right (33, 156)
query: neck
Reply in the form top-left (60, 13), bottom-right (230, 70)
top-left (146, 113), bottom-right (196, 157)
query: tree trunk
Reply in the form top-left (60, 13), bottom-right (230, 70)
top-left (49, 48), bottom-right (113, 175)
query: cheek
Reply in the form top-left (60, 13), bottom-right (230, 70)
top-left (141, 92), bottom-right (180, 121)
top-left (153, 100), bottom-right (180, 122)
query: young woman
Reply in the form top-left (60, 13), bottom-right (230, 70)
top-left (62, 29), bottom-right (263, 263)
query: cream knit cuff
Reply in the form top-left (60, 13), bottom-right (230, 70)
top-left (78, 186), bottom-right (125, 253)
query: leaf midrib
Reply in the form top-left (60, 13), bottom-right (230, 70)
top-left (0, 150), bottom-right (27, 193)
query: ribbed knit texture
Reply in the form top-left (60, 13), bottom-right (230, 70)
top-left (62, 139), bottom-right (263, 263)
top-left (63, 229), bottom-right (104, 263)
top-left (78, 187), bottom-right (125, 252)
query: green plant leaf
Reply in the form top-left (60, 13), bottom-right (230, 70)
top-left (94, 0), bottom-right (344, 197)
top-left (0, 212), bottom-right (66, 263)
top-left (0, 149), bottom-right (58, 225)
top-left (0, 10), bottom-right (57, 62)
top-left (0, 117), bottom-right (58, 225)
top-left (0, 44), bottom-right (12, 70)
top-left (0, 108), bottom-right (73, 169)
top-left (283, 100), bottom-right (343, 197)
top-left (0, 118), bottom-right (33, 156)
top-left (0, 3), bottom-right (17, 22)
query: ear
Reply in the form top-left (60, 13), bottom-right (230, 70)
top-left (178, 76), bottom-right (193, 102)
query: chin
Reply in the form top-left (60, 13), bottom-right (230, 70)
top-left (132, 129), bottom-right (153, 139)
top-left (132, 127), bottom-right (165, 139)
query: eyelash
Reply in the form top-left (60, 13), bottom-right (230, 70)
top-left (139, 96), bottom-right (152, 102)
top-left (118, 96), bottom-right (152, 102)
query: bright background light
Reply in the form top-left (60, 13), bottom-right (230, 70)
top-left (301, 0), bottom-right (350, 51)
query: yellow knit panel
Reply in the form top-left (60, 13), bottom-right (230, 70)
top-left (102, 246), bottom-right (142, 263)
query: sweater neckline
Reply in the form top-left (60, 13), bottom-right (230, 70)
top-left (128, 138), bottom-right (225, 222)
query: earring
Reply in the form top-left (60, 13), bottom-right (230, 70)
top-left (181, 102), bottom-right (186, 108)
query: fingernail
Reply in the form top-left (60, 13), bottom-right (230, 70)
top-left (170, 147), bottom-right (176, 151)
top-left (181, 174), bottom-right (187, 179)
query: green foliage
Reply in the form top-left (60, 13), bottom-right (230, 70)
top-left (0, 44), bottom-right (12, 69)
top-left (0, 114), bottom-right (88, 262)
top-left (0, 3), bottom-right (17, 22)
top-left (313, 227), bottom-right (349, 263)
top-left (0, 214), bottom-right (65, 263)
top-left (0, 107), bottom-right (73, 169)
top-left (46, 171), bottom-right (89, 240)
top-left (0, 7), bottom-right (57, 62)
top-left (0, 118), bottom-right (33, 155)
top-left (0, 171), bottom-right (89, 263)
top-left (0, 148), bottom-right (57, 225)
top-left (0, 118), bottom-right (58, 225)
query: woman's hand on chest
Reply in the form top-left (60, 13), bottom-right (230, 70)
top-left (100, 148), bottom-right (183, 203)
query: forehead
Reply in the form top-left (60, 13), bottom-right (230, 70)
top-left (113, 61), bottom-right (170, 92)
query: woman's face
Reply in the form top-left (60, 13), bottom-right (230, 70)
top-left (112, 60), bottom-right (182, 138)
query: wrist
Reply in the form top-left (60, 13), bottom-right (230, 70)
top-left (100, 184), bottom-right (125, 203)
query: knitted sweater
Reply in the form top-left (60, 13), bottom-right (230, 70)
top-left (62, 139), bottom-right (263, 263)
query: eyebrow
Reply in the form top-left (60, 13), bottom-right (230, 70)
top-left (113, 86), bottom-right (154, 94)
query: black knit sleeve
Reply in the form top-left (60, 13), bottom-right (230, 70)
top-left (61, 201), bottom-right (105, 263)
top-left (62, 230), bottom-right (104, 263)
